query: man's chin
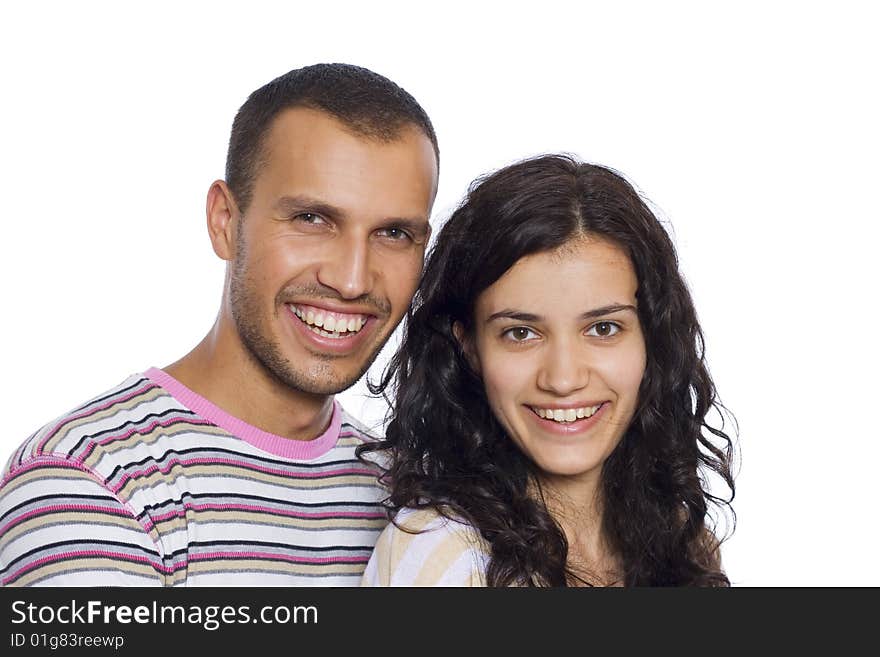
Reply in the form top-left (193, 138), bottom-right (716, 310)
top-left (240, 329), bottom-right (380, 396)
top-left (293, 377), bottom-right (361, 396)
top-left (268, 360), bottom-right (368, 396)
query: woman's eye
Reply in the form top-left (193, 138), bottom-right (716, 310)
top-left (503, 327), bottom-right (538, 342)
top-left (587, 321), bottom-right (621, 337)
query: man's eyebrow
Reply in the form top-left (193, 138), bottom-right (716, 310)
top-left (275, 195), bottom-right (344, 219)
top-left (486, 303), bottom-right (638, 323)
top-left (274, 194), bottom-right (430, 237)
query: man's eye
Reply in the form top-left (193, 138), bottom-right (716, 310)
top-left (587, 321), bottom-right (621, 337)
top-left (503, 327), bottom-right (538, 342)
top-left (295, 212), bottom-right (326, 225)
top-left (378, 227), bottom-right (412, 241)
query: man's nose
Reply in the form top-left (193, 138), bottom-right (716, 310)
top-left (316, 233), bottom-right (375, 300)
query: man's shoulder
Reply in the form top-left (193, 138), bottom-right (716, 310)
top-left (337, 404), bottom-right (383, 444)
top-left (3, 372), bottom-right (188, 477)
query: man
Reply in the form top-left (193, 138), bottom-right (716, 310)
top-left (0, 64), bottom-right (439, 585)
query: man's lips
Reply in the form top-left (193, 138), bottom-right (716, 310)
top-left (284, 302), bottom-right (381, 354)
top-left (288, 302), bottom-right (374, 335)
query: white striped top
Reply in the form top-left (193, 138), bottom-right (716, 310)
top-left (0, 369), bottom-right (386, 586)
top-left (361, 507), bottom-right (490, 586)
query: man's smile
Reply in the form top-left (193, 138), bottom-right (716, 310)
top-left (285, 302), bottom-right (380, 353)
top-left (288, 302), bottom-right (372, 337)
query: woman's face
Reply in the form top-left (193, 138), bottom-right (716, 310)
top-left (465, 237), bottom-right (647, 489)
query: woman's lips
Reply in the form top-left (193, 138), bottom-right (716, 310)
top-left (527, 401), bottom-right (609, 434)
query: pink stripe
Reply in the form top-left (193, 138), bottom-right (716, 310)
top-left (191, 551), bottom-right (369, 565)
top-left (96, 416), bottom-right (211, 446)
top-left (3, 548), bottom-right (369, 585)
top-left (112, 458), bottom-right (376, 493)
top-left (149, 502), bottom-right (384, 523)
top-left (36, 381), bottom-right (158, 453)
top-left (0, 504), bottom-right (134, 536)
top-left (76, 416), bottom-right (213, 462)
top-left (146, 368), bottom-right (343, 460)
top-left (1, 456), bottom-right (93, 488)
top-left (4, 549), bottom-right (172, 585)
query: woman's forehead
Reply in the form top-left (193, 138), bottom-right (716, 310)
top-left (476, 239), bottom-right (638, 316)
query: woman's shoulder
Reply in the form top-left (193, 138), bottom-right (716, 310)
top-left (361, 506), bottom-right (490, 587)
top-left (393, 506), bottom-right (477, 532)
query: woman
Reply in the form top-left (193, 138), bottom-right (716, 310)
top-left (359, 155), bottom-right (736, 586)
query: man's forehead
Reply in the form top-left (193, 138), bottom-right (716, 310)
top-left (250, 107), bottom-right (437, 220)
top-left (262, 106), bottom-right (435, 170)
top-left (239, 108), bottom-right (437, 222)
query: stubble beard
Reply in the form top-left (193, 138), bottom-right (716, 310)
top-left (228, 248), bottom-right (392, 396)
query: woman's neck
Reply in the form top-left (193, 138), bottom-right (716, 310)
top-left (537, 473), bottom-right (623, 587)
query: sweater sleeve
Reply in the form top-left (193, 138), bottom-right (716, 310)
top-left (0, 457), bottom-right (165, 586)
top-left (361, 508), bottom-right (488, 587)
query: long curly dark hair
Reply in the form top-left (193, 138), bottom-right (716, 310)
top-left (359, 154), bottom-right (736, 586)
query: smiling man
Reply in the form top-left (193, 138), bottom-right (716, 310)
top-left (0, 64), bottom-right (439, 586)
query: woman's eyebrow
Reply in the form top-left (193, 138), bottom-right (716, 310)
top-left (486, 310), bottom-right (541, 323)
top-left (486, 303), bottom-right (637, 323)
top-left (579, 303), bottom-right (637, 320)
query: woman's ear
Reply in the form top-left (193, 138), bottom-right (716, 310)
top-left (452, 321), bottom-right (481, 375)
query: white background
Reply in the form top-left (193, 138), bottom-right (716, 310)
top-left (1, 1), bottom-right (877, 586)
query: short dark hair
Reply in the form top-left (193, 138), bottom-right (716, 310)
top-left (225, 63), bottom-right (439, 213)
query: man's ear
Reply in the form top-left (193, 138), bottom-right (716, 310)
top-left (452, 321), bottom-right (481, 376)
top-left (206, 180), bottom-right (239, 261)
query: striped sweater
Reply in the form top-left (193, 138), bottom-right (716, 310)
top-left (361, 508), bottom-right (490, 586)
top-left (0, 368), bottom-right (387, 586)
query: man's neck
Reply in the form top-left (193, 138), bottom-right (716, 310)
top-left (163, 323), bottom-right (334, 442)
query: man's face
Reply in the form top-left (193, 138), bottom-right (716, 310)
top-left (228, 107), bottom-right (437, 395)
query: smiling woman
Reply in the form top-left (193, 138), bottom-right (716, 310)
top-left (359, 154), bottom-right (736, 587)
top-left (464, 239), bottom-right (647, 491)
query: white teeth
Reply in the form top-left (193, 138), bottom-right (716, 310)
top-left (309, 325), bottom-right (344, 339)
top-left (290, 305), bottom-right (367, 336)
top-left (534, 405), bottom-right (602, 423)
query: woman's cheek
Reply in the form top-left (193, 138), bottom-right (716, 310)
top-left (479, 344), bottom-right (533, 414)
